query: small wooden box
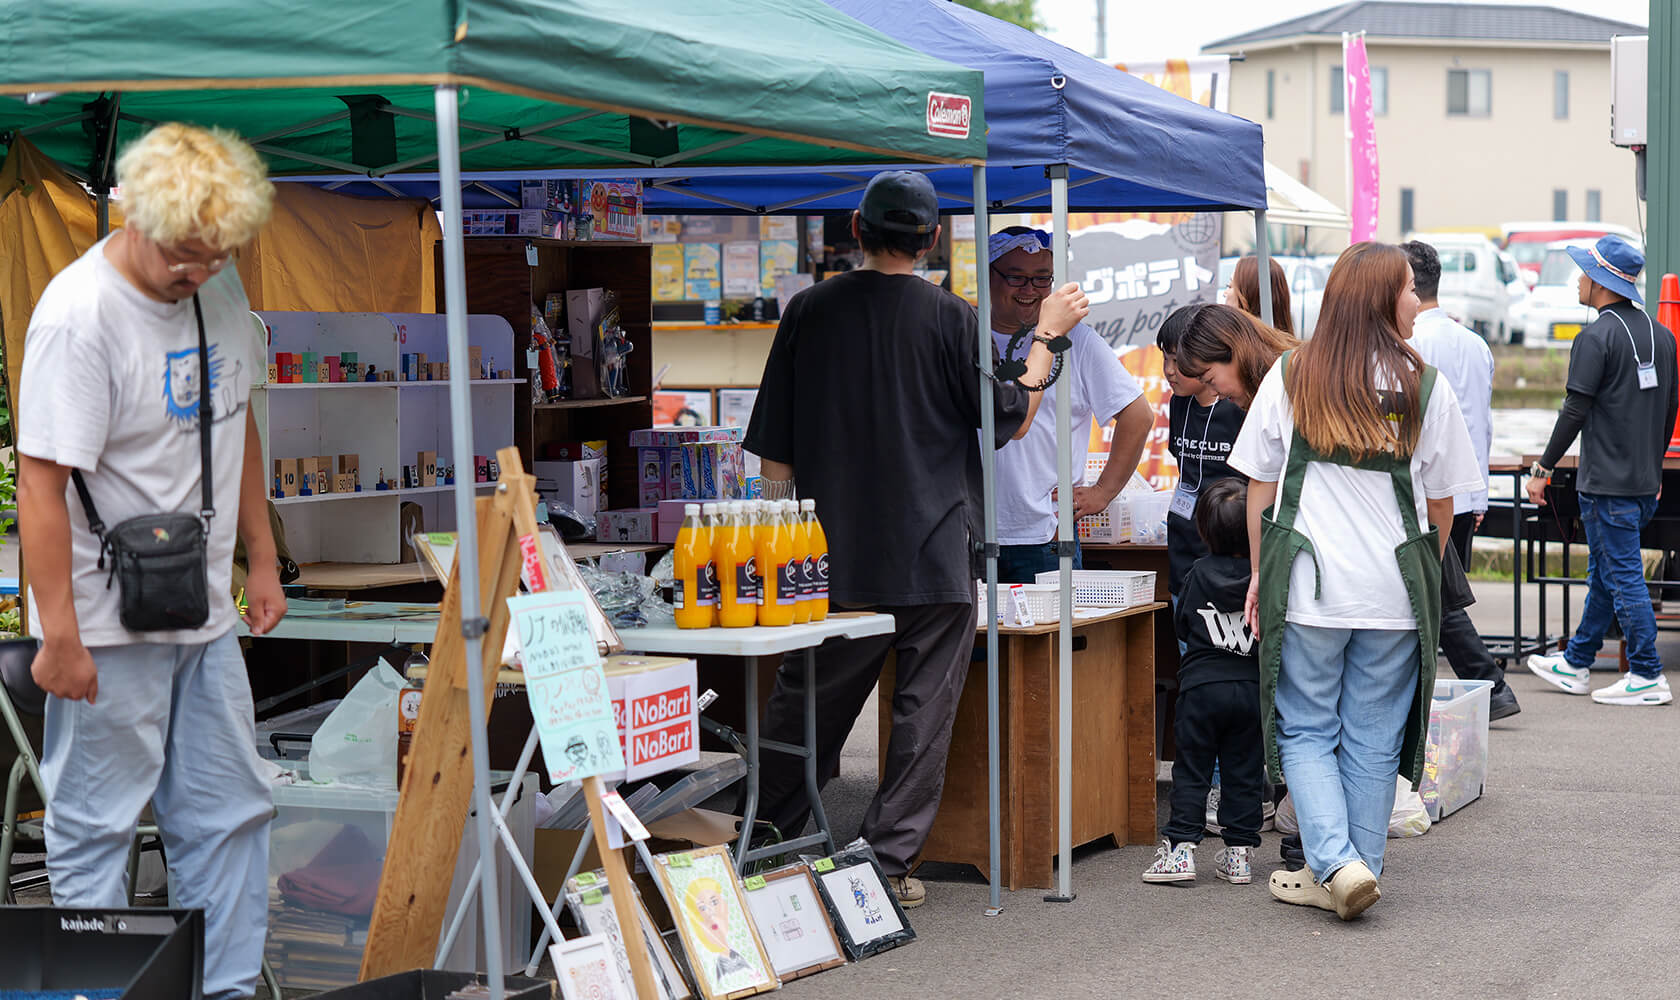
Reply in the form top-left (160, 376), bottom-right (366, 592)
top-left (273, 458), bottom-right (296, 498)
top-left (334, 472), bottom-right (357, 493)
top-left (266, 362), bottom-right (278, 384)
top-left (418, 450), bottom-right (438, 487)
top-left (338, 453), bottom-right (360, 479)
top-left (469, 346), bottom-right (483, 379)
top-left (314, 456), bottom-right (335, 493)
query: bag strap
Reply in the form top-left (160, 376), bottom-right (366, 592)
top-left (70, 293), bottom-right (215, 546)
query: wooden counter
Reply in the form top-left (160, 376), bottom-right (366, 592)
top-left (1078, 544), bottom-right (1179, 758)
top-left (879, 604), bottom-right (1162, 890)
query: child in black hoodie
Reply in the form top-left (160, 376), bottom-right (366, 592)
top-left (1143, 477), bottom-right (1262, 885)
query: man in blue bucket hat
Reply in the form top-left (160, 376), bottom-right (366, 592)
top-left (1527, 235), bottom-right (1680, 705)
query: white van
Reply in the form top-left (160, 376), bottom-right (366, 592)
top-left (1411, 233), bottom-right (1521, 343)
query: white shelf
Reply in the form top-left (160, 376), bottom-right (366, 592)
top-left (261, 379), bottom-right (524, 390)
top-left (271, 482), bottom-right (499, 506)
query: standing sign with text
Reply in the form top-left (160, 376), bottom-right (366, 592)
top-left (1070, 220), bottom-right (1220, 349)
top-left (510, 590), bottom-right (625, 784)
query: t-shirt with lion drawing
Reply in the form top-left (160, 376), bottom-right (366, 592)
top-left (18, 234), bottom-right (263, 647)
top-left (1172, 553), bottom-right (1258, 692)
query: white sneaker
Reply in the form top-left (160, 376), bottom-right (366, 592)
top-left (1590, 673), bottom-right (1673, 706)
top-left (1214, 846), bottom-right (1253, 885)
top-left (1528, 654), bottom-right (1590, 695)
top-left (1141, 839), bottom-right (1196, 884)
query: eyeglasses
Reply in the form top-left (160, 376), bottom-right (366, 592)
top-left (990, 265), bottom-right (1055, 289)
top-left (157, 242), bottom-right (231, 277)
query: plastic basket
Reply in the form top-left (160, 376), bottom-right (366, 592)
top-left (976, 582), bottom-right (1063, 624)
top-left (1034, 569), bottom-right (1156, 608)
top-left (1077, 496), bottom-right (1132, 543)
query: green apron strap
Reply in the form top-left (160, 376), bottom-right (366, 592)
top-left (1382, 366), bottom-right (1437, 537)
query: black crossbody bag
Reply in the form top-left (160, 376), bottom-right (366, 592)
top-left (70, 295), bottom-right (214, 632)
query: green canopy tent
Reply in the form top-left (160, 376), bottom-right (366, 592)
top-left (0, 2), bottom-right (984, 994)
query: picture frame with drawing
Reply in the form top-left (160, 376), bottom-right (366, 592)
top-left (740, 863), bottom-right (846, 981)
top-left (565, 873), bottom-right (694, 1000)
top-left (550, 933), bottom-right (634, 1000)
top-left (651, 845), bottom-right (778, 1000)
top-left (805, 839), bottom-right (916, 960)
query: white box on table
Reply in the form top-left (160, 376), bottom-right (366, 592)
top-left (533, 458), bottom-right (600, 519)
top-left (597, 508), bottom-right (659, 543)
top-left (1420, 679), bottom-right (1492, 821)
top-left (603, 654), bottom-right (699, 781)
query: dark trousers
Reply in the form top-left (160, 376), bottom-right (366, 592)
top-left (1162, 679), bottom-right (1264, 848)
top-left (996, 541), bottom-right (1083, 584)
top-left (756, 601), bottom-right (978, 876)
top-left (1441, 512), bottom-right (1510, 695)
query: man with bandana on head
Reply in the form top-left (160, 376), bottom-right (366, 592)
top-left (988, 226), bottom-right (1153, 581)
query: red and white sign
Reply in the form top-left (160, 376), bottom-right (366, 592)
top-left (926, 92), bottom-right (973, 139)
top-left (603, 655), bottom-right (699, 781)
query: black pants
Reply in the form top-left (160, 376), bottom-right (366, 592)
top-left (755, 601), bottom-right (978, 877)
top-left (1162, 679), bottom-right (1264, 848)
top-left (1442, 512), bottom-right (1510, 696)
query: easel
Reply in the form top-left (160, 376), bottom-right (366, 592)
top-left (360, 447), bottom-right (658, 998)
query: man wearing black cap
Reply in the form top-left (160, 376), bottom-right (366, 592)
top-left (745, 170), bottom-right (1088, 906)
top-left (1527, 235), bottom-right (1679, 706)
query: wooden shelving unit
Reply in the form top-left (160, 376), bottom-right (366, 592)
top-left (440, 238), bottom-right (654, 511)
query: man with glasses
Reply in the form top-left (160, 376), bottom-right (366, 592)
top-left (989, 226), bottom-right (1152, 581)
top-left (17, 123), bottom-right (284, 999)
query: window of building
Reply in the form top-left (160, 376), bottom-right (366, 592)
top-left (1554, 70), bottom-right (1569, 119)
top-left (1447, 69), bottom-right (1492, 116)
top-left (1330, 65), bottom-right (1344, 114)
top-left (1371, 67), bottom-right (1389, 115)
top-left (1267, 69), bottom-right (1275, 120)
top-left (1586, 189), bottom-right (1602, 221)
top-left (1553, 189), bottom-right (1568, 221)
top-left (1400, 187), bottom-right (1415, 236)
top-left (1331, 65), bottom-right (1386, 115)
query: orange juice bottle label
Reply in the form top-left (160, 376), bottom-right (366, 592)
top-left (814, 552), bottom-right (830, 599)
top-left (774, 561), bottom-right (799, 606)
top-left (698, 561), bottom-right (719, 606)
top-left (736, 559), bottom-right (760, 605)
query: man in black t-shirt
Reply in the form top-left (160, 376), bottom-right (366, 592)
top-left (1527, 236), bottom-right (1679, 706)
top-left (744, 170), bottom-right (1088, 906)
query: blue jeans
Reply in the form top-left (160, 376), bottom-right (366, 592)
top-left (996, 540), bottom-right (1083, 584)
top-left (1565, 493), bottom-right (1662, 678)
top-left (1276, 623), bottom-right (1419, 883)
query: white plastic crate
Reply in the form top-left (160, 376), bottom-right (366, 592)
top-left (1077, 495), bottom-right (1132, 543)
top-left (976, 582), bottom-right (1064, 625)
top-left (1419, 679), bottom-right (1492, 821)
top-left (1034, 569), bottom-right (1156, 608)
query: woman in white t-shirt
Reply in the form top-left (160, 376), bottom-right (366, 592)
top-left (1227, 242), bottom-right (1483, 921)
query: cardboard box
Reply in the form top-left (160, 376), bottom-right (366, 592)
top-left (604, 654), bottom-right (699, 781)
top-left (577, 179), bottom-right (643, 241)
top-left (628, 425), bottom-right (746, 448)
top-left (639, 485), bottom-right (666, 508)
top-left (680, 442), bottom-right (747, 500)
top-left (316, 362), bottom-right (330, 383)
top-left (337, 453), bottom-right (359, 479)
top-left (266, 362), bottom-right (278, 383)
top-left (301, 352), bottom-right (318, 383)
top-left (334, 473), bottom-right (357, 493)
top-left (469, 345), bottom-right (483, 379)
top-left (596, 508), bottom-right (658, 544)
top-left (326, 356), bottom-right (342, 382)
top-left (417, 451), bottom-right (437, 488)
top-left (532, 807), bottom-right (736, 915)
top-left (474, 454), bottom-right (490, 483)
top-left (534, 458), bottom-right (600, 518)
top-left (341, 351), bottom-right (359, 381)
top-left (658, 497), bottom-right (720, 543)
top-left (274, 458), bottom-right (297, 497)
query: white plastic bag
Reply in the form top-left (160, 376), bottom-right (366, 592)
top-left (308, 659), bottom-right (405, 786)
top-left (1270, 779), bottom-right (1431, 840)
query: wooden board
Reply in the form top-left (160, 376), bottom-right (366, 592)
top-left (295, 562), bottom-right (434, 590)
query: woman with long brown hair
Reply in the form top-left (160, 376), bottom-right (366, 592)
top-left (1173, 304), bottom-right (1298, 409)
top-left (1227, 242), bottom-right (1482, 921)
top-left (1226, 255), bottom-right (1295, 335)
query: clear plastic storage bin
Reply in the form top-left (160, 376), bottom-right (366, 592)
top-left (1419, 679), bottom-right (1492, 821)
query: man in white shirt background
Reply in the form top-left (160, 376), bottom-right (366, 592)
top-left (1401, 241), bottom-right (1518, 719)
top-left (989, 227), bottom-right (1154, 582)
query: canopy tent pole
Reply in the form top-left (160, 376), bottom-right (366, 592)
top-left (433, 83), bottom-right (505, 1000)
top-left (1255, 208), bottom-right (1272, 329)
top-left (973, 164), bottom-right (1003, 917)
top-left (1046, 163), bottom-right (1076, 904)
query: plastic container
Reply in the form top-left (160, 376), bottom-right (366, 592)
top-left (1126, 490), bottom-right (1174, 546)
top-left (265, 769), bottom-right (536, 992)
top-left (1419, 678), bottom-right (1492, 821)
top-left (977, 582), bottom-right (1064, 624)
top-left (801, 498), bottom-right (829, 621)
top-left (1033, 569), bottom-right (1156, 608)
top-left (714, 501), bottom-right (759, 627)
top-left (672, 504), bottom-right (714, 629)
top-left (1077, 494), bottom-right (1132, 543)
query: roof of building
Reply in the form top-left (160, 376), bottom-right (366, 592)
top-left (1204, 2), bottom-right (1644, 51)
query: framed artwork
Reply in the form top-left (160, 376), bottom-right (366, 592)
top-left (653, 388), bottom-right (715, 427)
top-left (566, 874), bottom-right (692, 1000)
top-left (807, 840), bottom-right (916, 959)
top-left (741, 863), bottom-right (845, 980)
top-left (652, 845), bottom-right (778, 1000)
top-left (550, 933), bottom-right (634, 1000)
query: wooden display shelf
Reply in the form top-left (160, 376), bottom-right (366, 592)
top-left (533, 395), bottom-right (648, 410)
top-left (272, 483), bottom-right (498, 506)
top-left (264, 379), bottom-right (525, 390)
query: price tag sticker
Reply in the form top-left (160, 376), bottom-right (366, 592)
top-left (601, 789), bottom-right (650, 843)
top-left (744, 875), bottom-right (767, 891)
top-left (814, 858), bottom-right (836, 873)
top-left (574, 872), bottom-right (599, 887)
top-left (670, 853), bottom-right (693, 868)
top-left (581, 888), bottom-right (603, 905)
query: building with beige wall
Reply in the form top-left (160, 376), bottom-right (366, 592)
top-left (1205, 2), bottom-right (1644, 248)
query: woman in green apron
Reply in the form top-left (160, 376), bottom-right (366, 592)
top-left (1227, 243), bottom-right (1484, 921)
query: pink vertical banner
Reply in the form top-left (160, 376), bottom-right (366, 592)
top-left (1345, 35), bottom-right (1380, 242)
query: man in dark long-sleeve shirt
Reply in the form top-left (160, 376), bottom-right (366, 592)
top-left (1526, 236), bottom-right (1679, 706)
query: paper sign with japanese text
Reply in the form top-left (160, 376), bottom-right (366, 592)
top-left (509, 590), bottom-right (625, 783)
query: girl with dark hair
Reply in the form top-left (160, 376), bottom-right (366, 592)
top-left (1174, 304), bottom-right (1298, 409)
top-left (1227, 242), bottom-right (1483, 921)
top-left (1226, 255), bottom-right (1295, 335)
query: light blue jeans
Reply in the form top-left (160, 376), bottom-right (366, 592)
top-left (42, 631), bottom-right (273, 1000)
top-left (1275, 623), bottom-right (1419, 884)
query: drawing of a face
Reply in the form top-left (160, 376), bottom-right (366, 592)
top-left (163, 348), bottom-right (202, 423)
top-left (564, 737), bottom-right (590, 768)
top-left (684, 877), bottom-right (731, 953)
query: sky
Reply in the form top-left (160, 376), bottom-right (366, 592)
top-left (1037, 0), bottom-right (1651, 62)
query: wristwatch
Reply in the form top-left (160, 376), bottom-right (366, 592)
top-left (1530, 461), bottom-right (1552, 480)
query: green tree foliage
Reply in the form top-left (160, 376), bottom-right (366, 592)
top-left (954, 0), bottom-right (1044, 31)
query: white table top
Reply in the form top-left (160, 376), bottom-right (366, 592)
top-left (617, 613), bottom-right (896, 657)
top-left (235, 600), bottom-right (440, 644)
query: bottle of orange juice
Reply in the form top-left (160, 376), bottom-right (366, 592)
top-left (784, 500), bottom-right (813, 624)
top-left (801, 498), bottom-right (829, 621)
top-left (672, 504), bottom-right (712, 629)
top-left (715, 501), bottom-right (759, 627)
top-left (700, 502), bottom-right (722, 625)
top-left (756, 500), bottom-right (797, 627)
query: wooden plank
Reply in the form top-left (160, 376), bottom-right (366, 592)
top-left (359, 483), bottom-right (522, 980)
top-left (295, 562), bottom-right (433, 590)
top-left (1124, 615), bottom-right (1159, 846)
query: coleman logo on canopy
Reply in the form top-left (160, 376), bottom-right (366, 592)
top-left (926, 92), bottom-right (973, 139)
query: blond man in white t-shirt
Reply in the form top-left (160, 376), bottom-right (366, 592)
top-left (17, 123), bottom-right (283, 1000)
